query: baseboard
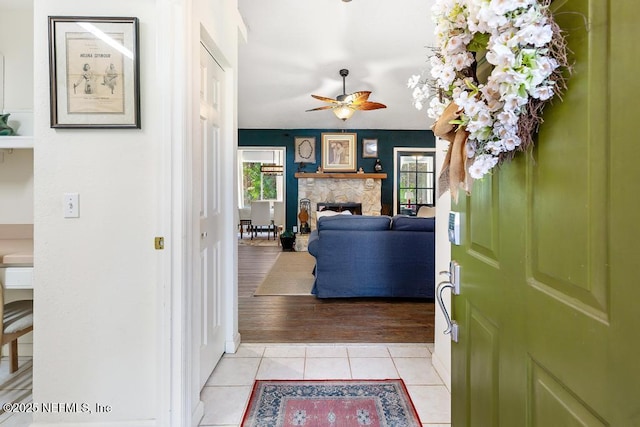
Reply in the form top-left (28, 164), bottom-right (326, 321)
top-left (432, 352), bottom-right (451, 392)
top-left (226, 332), bottom-right (241, 353)
top-left (192, 400), bottom-right (204, 427)
top-left (29, 420), bottom-right (157, 427)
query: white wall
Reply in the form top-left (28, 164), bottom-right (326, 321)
top-left (33, 0), bottom-right (160, 424)
top-left (0, 4), bottom-right (34, 223)
top-left (0, 149), bottom-right (33, 223)
top-left (0, 3), bottom-right (34, 113)
top-left (31, 0), bottom-right (244, 425)
top-left (432, 137), bottom-right (452, 391)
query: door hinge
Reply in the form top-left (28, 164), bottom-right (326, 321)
top-left (155, 237), bottom-right (165, 250)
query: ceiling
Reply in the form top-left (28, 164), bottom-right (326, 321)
top-left (237, 0), bottom-right (436, 130)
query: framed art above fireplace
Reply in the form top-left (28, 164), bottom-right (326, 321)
top-left (321, 132), bottom-right (356, 172)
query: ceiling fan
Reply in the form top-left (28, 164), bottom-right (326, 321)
top-left (306, 69), bottom-right (387, 121)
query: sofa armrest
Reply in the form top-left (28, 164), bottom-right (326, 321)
top-left (307, 231), bottom-right (320, 257)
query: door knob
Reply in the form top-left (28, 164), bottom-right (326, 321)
top-left (435, 260), bottom-right (461, 343)
top-left (436, 281), bottom-right (455, 334)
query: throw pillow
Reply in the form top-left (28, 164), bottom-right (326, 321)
top-left (316, 209), bottom-right (352, 220)
top-left (416, 206), bottom-right (436, 218)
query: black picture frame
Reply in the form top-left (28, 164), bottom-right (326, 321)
top-left (48, 16), bottom-right (141, 129)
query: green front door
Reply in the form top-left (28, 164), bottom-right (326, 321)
top-left (450, 1), bottom-right (640, 425)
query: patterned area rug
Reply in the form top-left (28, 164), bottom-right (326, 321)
top-left (241, 379), bottom-right (421, 427)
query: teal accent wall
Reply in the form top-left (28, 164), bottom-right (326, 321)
top-left (239, 129), bottom-right (435, 230)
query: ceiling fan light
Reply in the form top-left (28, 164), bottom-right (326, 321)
top-left (333, 105), bottom-right (355, 121)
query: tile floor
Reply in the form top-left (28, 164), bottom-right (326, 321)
top-left (0, 358), bottom-right (33, 426)
top-left (0, 344), bottom-right (452, 426)
top-left (199, 343), bottom-right (451, 427)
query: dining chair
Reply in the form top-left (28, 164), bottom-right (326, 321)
top-left (273, 201), bottom-right (285, 237)
top-left (238, 207), bottom-right (252, 239)
top-left (250, 201), bottom-right (274, 239)
top-left (1, 285), bottom-right (33, 373)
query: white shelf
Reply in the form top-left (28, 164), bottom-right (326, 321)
top-left (0, 266), bottom-right (34, 289)
top-left (0, 136), bottom-right (33, 149)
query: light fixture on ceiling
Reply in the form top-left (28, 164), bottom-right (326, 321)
top-left (306, 69), bottom-right (386, 121)
top-left (333, 104), bottom-right (356, 121)
top-left (260, 150), bottom-right (283, 175)
top-left (260, 164), bottom-right (283, 175)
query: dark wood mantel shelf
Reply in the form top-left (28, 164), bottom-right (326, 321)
top-left (294, 172), bottom-right (387, 179)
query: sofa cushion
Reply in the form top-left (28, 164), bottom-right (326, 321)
top-left (317, 215), bottom-right (391, 232)
top-left (391, 215), bottom-right (435, 231)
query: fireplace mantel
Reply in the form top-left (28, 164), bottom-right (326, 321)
top-left (294, 172), bottom-right (387, 179)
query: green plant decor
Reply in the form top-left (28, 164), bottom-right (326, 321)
top-left (0, 114), bottom-right (16, 136)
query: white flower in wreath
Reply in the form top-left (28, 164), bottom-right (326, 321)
top-left (533, 85), bottom-right (554, 100)
top-left (469, 154), bottom-right (499, 180)
top-left (427, 97), bottom-right (447, 119)
top-left (408, 0), bottom-right (568, 186)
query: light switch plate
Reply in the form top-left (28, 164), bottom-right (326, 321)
top-left (64, 193), bottom-right (79, 218)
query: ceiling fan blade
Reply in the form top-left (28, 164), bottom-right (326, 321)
top-left (310, 94), bottom-right (339, 104)
top-left (344, 91), bottom-right (372, 104)
top-left (305, 106), bottom-right (335, 112)
top-left (353, 101), bottom-right (387, 111)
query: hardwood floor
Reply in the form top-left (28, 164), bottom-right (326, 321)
top-left (238, 242), bottom-right (435, 343)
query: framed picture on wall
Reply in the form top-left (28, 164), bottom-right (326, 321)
top-left (48, 16), bottom-right (141, 128)
top-left (321, 132), bottom-right (357, 172)
top-left (294, 137), bottom-right (316, 163)
top-left (362, 138), bottom-right (378, 158)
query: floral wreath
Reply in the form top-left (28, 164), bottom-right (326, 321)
top-left (408, 0), bottom-right (569, 200)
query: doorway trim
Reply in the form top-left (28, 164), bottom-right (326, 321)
top-left (158, 15), bottom-right (241, 426)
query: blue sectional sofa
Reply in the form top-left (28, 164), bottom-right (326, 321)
top-left (307, 214), bottom-right (435, 299)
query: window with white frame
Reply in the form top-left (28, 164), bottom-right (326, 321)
top-left (238, 149), bottom-right (284, 208)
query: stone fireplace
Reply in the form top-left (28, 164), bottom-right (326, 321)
top-left (295, 172), bottom-right (386, 230)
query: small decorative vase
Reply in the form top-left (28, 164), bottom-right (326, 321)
top-left (0, 114), bottom-right (16, 136)
top-left (279, 231), bottom-right (296, 251)
top-left (374, 159), bottom-right (383, 172)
